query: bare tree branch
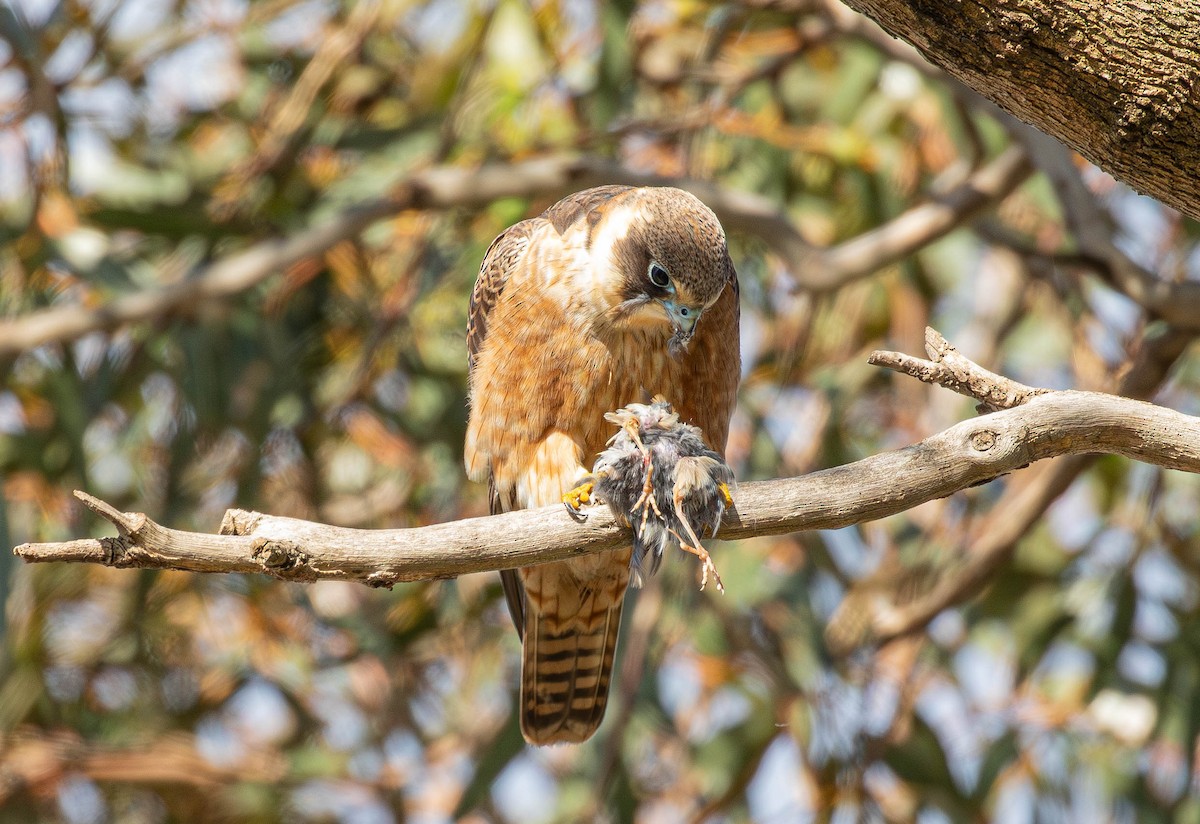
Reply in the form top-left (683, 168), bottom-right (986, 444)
top-left (814, 145), bottom-right (1031, 288)
top-left (15, 329), bottom-right (1200, 589)
top-left (865, 323), bottom-right (1198, 644)
top-left (868, 327), bottom-right (1047, 411)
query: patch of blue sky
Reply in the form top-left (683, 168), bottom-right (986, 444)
top-left (746, 734), bottom-right (813, 823)
top-left (492, 753), bottom-right (558, 824)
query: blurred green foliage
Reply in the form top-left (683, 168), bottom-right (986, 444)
top-left (2, 0), bottom-right (1200, 822)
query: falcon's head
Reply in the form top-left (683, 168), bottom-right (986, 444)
top-left (588, 187), bottom-right (735, 355)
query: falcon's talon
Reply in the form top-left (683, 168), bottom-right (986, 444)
top-left (562, 479), bottom-right (596, 517)
top-left (718, 482), bottom-right (733, 506)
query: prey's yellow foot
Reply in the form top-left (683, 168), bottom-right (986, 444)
top-left (563, 479), bottom-right (596, 517)
top-left (718, 482), bottom-right (733, 506)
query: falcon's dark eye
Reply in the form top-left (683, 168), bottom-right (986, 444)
top-left (647, 262), bottom-right (670, 289)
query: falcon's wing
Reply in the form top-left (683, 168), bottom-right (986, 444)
top-left (468, 222), bottom-right (532, 374)
top-left (467, 221), bottom-right (538, 632)
top-left (493, 476), bottom-right (527, 638)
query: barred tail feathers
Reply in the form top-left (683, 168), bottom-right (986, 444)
top-left (519, 592), bottom-right (623, 745)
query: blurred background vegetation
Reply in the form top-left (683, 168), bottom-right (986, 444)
top-left (3, 0), bottom-right (1200, 822)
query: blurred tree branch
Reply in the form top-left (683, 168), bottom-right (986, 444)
top-left (837, 0), bottom-right (1200, 220)
top-left (209, 1), bottom-right (384, 220)
top-left (16, 329), bottom-right (1200, 592)
top-left (0, 149), bottom-right (1028, 357)
top-left (0, 727), bottom-right (285, 802)
top-left (1008, 127), bottom-right (1200, 327)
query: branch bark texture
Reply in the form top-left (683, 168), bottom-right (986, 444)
top-left (15, 330), bottom-right (1200, 588)
top-left (839, 0), bottom-right (1200, 219)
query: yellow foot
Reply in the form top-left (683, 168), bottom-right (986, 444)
top-left (718, 482), bottom-right (733, 506)
top-left (562, 478), bottom-right (595, 518)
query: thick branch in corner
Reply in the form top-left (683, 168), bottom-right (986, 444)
top-left (838, 0), bottom-right (1200, 220)
top-left (14, 329), bottom-right (1200, 585)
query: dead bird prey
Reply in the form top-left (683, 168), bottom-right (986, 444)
top-left (569, 398), bottom-right (735, 591)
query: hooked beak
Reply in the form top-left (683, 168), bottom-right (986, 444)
top-left (664, 300), bottom-right (702, 356)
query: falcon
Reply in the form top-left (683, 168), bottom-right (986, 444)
top-left (465, 185), bottom-right (740, 745)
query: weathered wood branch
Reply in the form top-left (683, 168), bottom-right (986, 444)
top-left (15, 329), bottom-right (1200, 587)
top-left (837, 0), bottom-right (1200, 220)
top-left (867, 327), bottom-right (1047, 411)
top-left (829, 324), bottom-right (1198, 647)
